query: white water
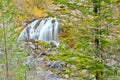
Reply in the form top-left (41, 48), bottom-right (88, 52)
top-left (18, 17), bottom-right (59, 41)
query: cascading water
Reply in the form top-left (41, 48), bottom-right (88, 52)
top-left (18, 17), bottom-right (59, 41)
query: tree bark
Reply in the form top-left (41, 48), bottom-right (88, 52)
top-left (93, 0), bottom-right (103, 80)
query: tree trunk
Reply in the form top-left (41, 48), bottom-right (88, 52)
top-left (93, 0), bottom-right (103, 80)
top-left (1, 0), bottom-right (9, 80)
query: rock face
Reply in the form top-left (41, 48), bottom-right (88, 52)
top-left (25, 56), bottom-right (63, 80)
top-left (23, 40), bottom-right (64, 80)
top-left (49, 41), bottom-right (60, 48)
top-left (18, 17), bottom-right (59, 42)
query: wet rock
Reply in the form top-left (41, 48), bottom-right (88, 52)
top-left (61, 62), bottom-right (67, 67)
top-left (23, 56), bottom-right (33, 66)
top-left (64, 74), bottom-right (69, 79)
top-left (44, 51), bottom-right (50, 55)
top-left (37, 45), bottom-right (42, 50)
top-left (37, 57), bottom-right (46, 63)
top-left (47, 60), bottom-right (56, 67)
top-left (51, 63), bottom-right (62, 70)
top-left (47, 74), bottom-right (62, 80)
top-left (46, 60), bottom-right (63, 71)
top-left (40, 51), bottom-right (50, 56)
top-left (28, 42), bottom-right (36, 49)
top-left (49, 41), bottom-right (60, 48)
top-left (35, 50), bottom-right (41, 54)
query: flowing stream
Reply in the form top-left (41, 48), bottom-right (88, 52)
top-left (18, 17), bottom-right (63, 80)
top-left (18, 17), bottom-right (59, 41)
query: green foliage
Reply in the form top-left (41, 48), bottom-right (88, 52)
top-left (48, 0), bottom-right (120, 79)
top-left (0, 0), bottom-right (119, 79)
top-left (46, 48), bottom-right (93, 78)
top-left (0, 0), bottom-right (28, 79)
top-left (37, 40), bottom-right (49, 47)
top-left (53, 0), bottom-right (91, 14)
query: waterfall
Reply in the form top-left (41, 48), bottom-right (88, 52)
top-left (18, 17), bottom-right (59, 41)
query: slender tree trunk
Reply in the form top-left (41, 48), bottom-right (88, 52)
top-left (3, 17), bottom-right (9, 80)
top-left (2, 6), bottom-right (9, 80)
top-left (93, 0), bottom-right (103, 80)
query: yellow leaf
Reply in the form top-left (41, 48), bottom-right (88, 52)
top-left (32, 6), bottom-right (45, 18)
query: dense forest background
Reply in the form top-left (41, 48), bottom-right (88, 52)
top-left (0, 0), bottom-right (120, 80)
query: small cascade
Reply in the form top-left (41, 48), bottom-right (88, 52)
top-left (18, 17), bottom-right (59, 41)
